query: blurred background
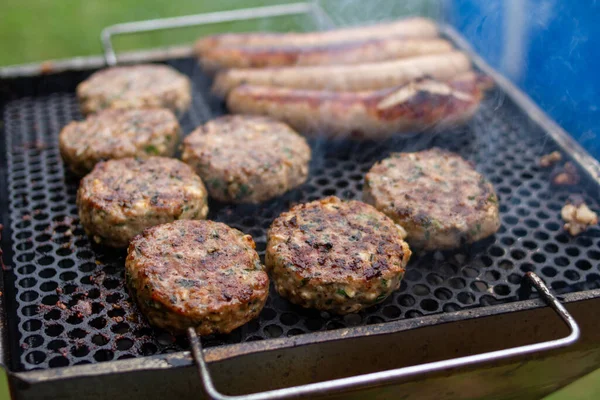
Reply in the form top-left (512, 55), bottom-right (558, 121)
top-left (1, 0), bottom-right (597, 161)
top-left (0, 0), bottom-right (598, 398)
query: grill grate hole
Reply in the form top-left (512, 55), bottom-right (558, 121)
top-left (24, 335), bottom-right (44, 348)
top-left (47, 340), bottom-right (67, 351)
top-left (116, 338), bottom-right (134, 351)
top-left (48, 356), bottom-right (69, 368)
top-left (576, 260), bottom-right (592, 271)
top-left (25, 351), bottom-right (46, 365)
top-left (91, 334), bottom-right (108, 346)
top-left (470, 281), bottom-right (488, 292)
top-left (43, 310), bottom-right (61, 321)
top-left (382, 306), bottom-right (401, 319)
top-left (412, 284), bottom-right (430, 296)
top-left (139, 343), bottom-right (158, 356)
top-left (420, 299), bottom-right (439, 312)
top-left (4, 58), bottom-right (600, 371)
top-left (457, 292), bottom-right (475, 305)
top-left (493, 284), bottom-right (511, 296)
top-left (111, 322), bottom-right (130, 334)
top-left (93, 350), bottom-right (114, 362)
top-left (68, 328), bottom-right (87, 339)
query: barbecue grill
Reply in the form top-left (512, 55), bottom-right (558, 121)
top-left (1, 2), bottom-right (600, 399)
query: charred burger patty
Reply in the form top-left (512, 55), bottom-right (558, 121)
top-left (182, 115), bottom-right (311, 203)
top-left (59, 108), bottom-right (180, 176)
top-left (126, 220), bottom-right (269, 335)
top-left (266, 196), bottom-right (411, 314)
top-left (77, 157), bottom-right (208, 248)
top-left (76, 64), bottom-right (191, 115)
top-left (363, 148), bottom-right (500, 250)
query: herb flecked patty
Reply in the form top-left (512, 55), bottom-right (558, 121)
top-left (77, 157), bottom-right (208, 248)
top-left (363, 148), bottom-right (500, 251)
top-left (76, 64), bottom-right (191, 115)
top-left (59, 108), bottom-right (180, 176)
top-left (125, 220), bottom-right (269, 335)
top-left (266, 196), bottom-right (411, 314)
top-left (182, 115), bottom-right (311, 203)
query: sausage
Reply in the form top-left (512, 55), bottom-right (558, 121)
top-left (226, 72), bottom-right (491, 139)
top-left (199, 37), bottom-right (453, 72)
top-left (212, 51), bottom-right (471, 97)
top-left (195, 17), bottom-right (438, 54)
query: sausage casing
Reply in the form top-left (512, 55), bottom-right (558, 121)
top-left (199, 38), bottom-right (453, 72)
top-left (213, 51), bottom-right (471, 97)
top-left (226, 73), bottom-right (491, 139)
top-left (195, 17), bottom-right (438, 54)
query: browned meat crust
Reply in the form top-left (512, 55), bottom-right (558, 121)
top-left (76, 64), bottom-right (191, 115)
top-left (363, 148), bottom-right (500, 250)
top-left (126, 220), bottom-right (269, 335)
top-left (77, 157), bottom-right (208, 248)
top-left (266, 196), bottom-right (411, 314)
top-left (59, 108), bottom-right (180, 176)
top-left (182, 115), bottom-right (311, 203)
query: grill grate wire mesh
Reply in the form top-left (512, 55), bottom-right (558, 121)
top-left (2, 58), bottom-right (600, 371)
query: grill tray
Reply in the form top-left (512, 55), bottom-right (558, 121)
top-left (2, 57), bottom-right (600, 372)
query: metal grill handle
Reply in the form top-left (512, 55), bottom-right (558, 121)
top-left (188, 272), bottom-right (580, 400)
top-left (100, 2), bottom-right (320, 66)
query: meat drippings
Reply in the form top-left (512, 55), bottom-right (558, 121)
top-left (539, 151), bottom-right (562, 168)
top-left (561, 198), bottom-right (598, 236)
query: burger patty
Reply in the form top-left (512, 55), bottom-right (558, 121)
top-left (59, 108), bottom-right (180, 176)
top-left (265, 196), bottom-right (411, 314)
top-left (125, 220), bottom-right (269, 335)
top-left (77, 157), bottom-right (208, 248)
top-left (76, 64), bottom-right (192, 115)
top-left (182, 115), bottom-right (311, 203)
top-left (363, 148), bottom-right (500, 250)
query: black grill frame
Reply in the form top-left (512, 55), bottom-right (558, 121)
top-left (1, 26), bottom-right (600, 376)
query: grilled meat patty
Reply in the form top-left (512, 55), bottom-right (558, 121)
top-left (182, 115), bottom-right (311, 203)
top-left (59, 108), bottom-right (180, 176)
top-left (76, 64), bottom-right (191, 115)
top-left (77, 157), bottom-right (208, 248)
top-left (126, 220), bottom-right (269, 335)
top-left (266, 196), bottom-right (411, 314)
top-left (363, 148), bottom-right (500, 251)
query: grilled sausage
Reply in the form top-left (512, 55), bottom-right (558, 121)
top-left (213, 51), bottom-right (471, 97)
top-left (195, 17), bottom-right (438, 54)
top-left (227, 73), bottom-right (491, 139)
top-left (199, 37), bottom-right (454, 72)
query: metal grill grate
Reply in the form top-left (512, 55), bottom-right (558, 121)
top-left (2, 58), bottom-right (600, 371)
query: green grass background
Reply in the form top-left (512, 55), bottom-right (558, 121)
top-left (0, 0), bottom-right (598, 398)
top-left (0, 0), bottom-right (435, 67)
top-left (0, 0), bottom-right (298, 66)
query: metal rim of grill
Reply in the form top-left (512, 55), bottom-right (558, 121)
top-left (1, 40), bottom-right (600, 373)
